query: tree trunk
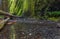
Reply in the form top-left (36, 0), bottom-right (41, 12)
top-left (2, 0), bottom-right (8, 12)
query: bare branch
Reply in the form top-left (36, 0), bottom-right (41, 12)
top-left (0, 10), bottom-right (23, 18)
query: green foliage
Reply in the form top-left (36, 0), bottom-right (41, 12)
top-left (47, 11), bottom-right (60, 17)
top-left (7, 0), bottom-right (60, 21)
top-left (8, 0), bottom-right (16, 14)
top-left (34, 0), bottom-right (55, 18)
top-left (48, 17), bottom-right (60, 22)
top-left (8, 0), bottom-right (29, 16)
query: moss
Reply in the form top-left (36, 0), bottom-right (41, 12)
top-left (48, 17), bottom-right (60, 22)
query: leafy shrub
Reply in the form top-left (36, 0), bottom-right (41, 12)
top-left (47, 11), bottom-right (60, 17)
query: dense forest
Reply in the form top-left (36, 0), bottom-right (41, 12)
top-left (0, 0), bottom-right (60, 39)
top-left (0, 0), bottom-right (60, 21)
top-left (6, 0), bottom-right (60, 21)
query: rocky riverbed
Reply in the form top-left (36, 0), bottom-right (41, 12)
top-left (0, 18), bottom-right (60, 39)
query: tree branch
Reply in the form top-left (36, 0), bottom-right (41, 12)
top-left (0, 10), bottom-right (23, 18)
